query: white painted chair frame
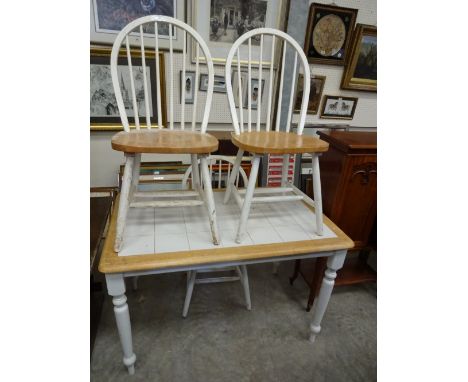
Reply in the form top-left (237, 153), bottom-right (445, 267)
top-left (110, 15), bottom-right (220, 252)
top-left (180, 156), bottom-right (251, 317)
top-left (224, 28), bottom-right (324, 243)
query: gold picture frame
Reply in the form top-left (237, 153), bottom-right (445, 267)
top-left (341, 24), bottom-right (377, 92)
top-left (90, 45), bottom-right (167, 131)
top-left (294, 74), bottom-right (326, 115)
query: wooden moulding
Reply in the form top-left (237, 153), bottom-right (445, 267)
top-left (230, 131), bottom-right (329, 154)
top-left (111, 130), bottom-right (219, 154)
top-left (99, 192), bottom-right (354, 274)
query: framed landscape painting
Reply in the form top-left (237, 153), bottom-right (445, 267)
top-left (189, 0), bottom-right (285, 66)
top-left (341, 24), bottom-right (377, 92)
top-left (304, 3), bottom-right (358, 65)
top-left (90, 46), bottom-right (167, 130)
top-left (90, 0), bottom-right (185, 50)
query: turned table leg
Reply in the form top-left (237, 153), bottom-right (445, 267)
top-left (309, 251), bottom-right (347, 343)
top-left (105, 273), bottom-right (137, 375)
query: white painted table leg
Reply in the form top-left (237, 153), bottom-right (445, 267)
top-left (114, 153), bottom-right (135, 252)
top-left (200, 155), bottom-right (220, 245)
top-left (240, 265), bottom-right (252, 310)
top-left (129, 153), bottom-right (141, 201)
top-left (182, 270), bottom-right (197, 318)
top-left (105, 273), bottom-right (137, 375)
top-left (236, 154), bottom-right (260, 243)
top-left (224, 149), bottom-right (244, 204)
top-left (309, 250), bottom-right (347, 343)
top-left (312, 153), bottom-right (324, 236)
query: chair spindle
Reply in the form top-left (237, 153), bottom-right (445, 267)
top-left (192, 43), bottom-right (200, 131)
top-left (237, 48), bottom-right (243, 133)
top-left (275, 40), bottom-right (287, 132)
top-left (266, 35), bottom-right (275, 131)
top-left (286, 51), bottom-right (298, 133)
top-left (257, 35), bottom-right (263, 132)
top-left (248, 38), bottom-right (252, 132)
top-left (169, 24), bottom-right (174, 130)
top-left (125, 36), bottom-right (140, 130)
top-left (181, 30), bottom-right (186, 130)
top-left (154, 22), bottom-right (162, 128)
top-left (139, 26), bottom-right (151, 129)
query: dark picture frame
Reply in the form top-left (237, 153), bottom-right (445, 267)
top-left (304, 3), bottom-right (358, 66)
top-left (199, 74), bottom-right (227, 93)
top-left (90, 46), bottom-right (167, 131)
top-left (294, 74), bottom-right (326, 115)
top-left (320, 95), bottom-right (358, 120)
top-left (341, 24), bottom-right (377, 92)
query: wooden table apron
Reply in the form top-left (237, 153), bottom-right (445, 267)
top-left (99, 193), bottom-right (353, 375)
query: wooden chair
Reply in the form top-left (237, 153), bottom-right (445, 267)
top-left (180, 156), bottom-right (252, 317)
top-left (110, 15), bottom-right (220, 252)
top-left (224, 28), bottom-right (329, 243)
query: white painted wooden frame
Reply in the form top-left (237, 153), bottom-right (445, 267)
top-left (105, 248), bottom-right (348, 374)
top-left (224, 28), bottom-right (324, 243)
top-left (180, 156), bottom-right (252, 317)
top-left (110, 16), bottom-right (220, 252)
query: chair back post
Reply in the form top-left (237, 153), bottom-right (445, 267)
top-left (225, 28), bottom-right (310, 136)
top-left (110, 15), bottom-right (214, 133)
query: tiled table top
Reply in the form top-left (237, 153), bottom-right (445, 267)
top-left (119, 192), bottom-right (337, 257)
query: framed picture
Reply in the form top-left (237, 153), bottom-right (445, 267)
top-left (189, 0), bottom-right (285, 66)
top-left (180, 71), bottom-right (196, 104)
top-left (294, 74), bottom-right (326, 115)
top-left (341, 24), bottom-right (377, 92)
top-left (90, 46), bottom-right (167, 131)
top-left (199, 74), bottom-right (227, 92)
top-left (244, 78), bottom-right (265, 109)
top-left (90, 0), bottom-right (185, 50)
top-left (304, 3), bottom-right (358, 65)
top-left (320, 95), bottom-right (358, 120)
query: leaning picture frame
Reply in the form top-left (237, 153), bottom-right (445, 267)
top-left (304, 3), bottom-right (358, 66)
top-left (294, 74), bottom-right (326, 115)
top-left (90, 45), bottom-right (167, 131)
top-left (341, 24), bottom-right (377, 92)
top-left (189, 0), bottom-right (286, 66)
top-left (320, 95), bottom-right (358, 120)
top-left (90, 0), bottom-right (185, 50)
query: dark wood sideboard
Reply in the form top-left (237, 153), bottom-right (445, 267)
top-left (291, 131), bottom-right (377, 311)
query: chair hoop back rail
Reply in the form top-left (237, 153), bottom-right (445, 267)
top-left (109, 16), bottom-right (220, 252)
top-left (223, 28), bottom-right (328, 243)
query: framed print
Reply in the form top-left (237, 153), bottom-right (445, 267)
top-left (90, 46), bottom-right (167, 131)
top-left (341, 24), bottom-right (377, 92)
top-left (294, 74), bottom-right (326, 114)
top-left (304, 3), bottom-right (357, 65)
top-left (244, 78), bottom-right (265, 109)
top-left (180, 71), bottom-right (196, 104)
top-left (189, 0), bottom-right (285, 66)
top-left (199, 74), bottom-right (227, 92)
top-left (90, 0), bottom-right (185, 50)
top-left (320, 95), bottom-right (358, 120)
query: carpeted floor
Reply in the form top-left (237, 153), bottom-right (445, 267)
top-left (91, 261), bottom-right (376, 381)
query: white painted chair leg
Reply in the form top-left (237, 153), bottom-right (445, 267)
top-left (114, 153), bottom-right (135, 252)
top-left (309, 251), bottom-right (347, 343)
top-left (200, 155), bottom-right (220, 245)
top-left (182, 270), bottom-right (197, 318)
top-left (190, 154), bottom-right (201, 193)
top-left (132, 276), bottom-right (139, 291)
top-left (224, 149), bottom-right (244, 204)
top-left (129, 153), bottom-right (141, 201)
top-left (312, 153), bottom-right (324, 236)
top-left (105, 274), bottom-right (137, 374)
top-left (240, 265), bottom-right (252, 310)
top-left (236, 154), bottom-right (260, 243)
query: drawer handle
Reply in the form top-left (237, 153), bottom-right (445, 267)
top-left (351, 163), bottom-right (377, 185)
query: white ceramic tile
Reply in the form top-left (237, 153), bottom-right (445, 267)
top-left (126, 208), bottom-right (154, 221)
top-left (247, 226), bottom-right (283, 245)
top-left (187, 231), bottom-right (219, 251)
top-left (119, 234), bottom-right (154, 256)
top-left (124, 219), bottom-right (155, 237)
top-left (274, 225), bottom-right (310, 242)
top-left (154, 232), bottom-right (189, 253)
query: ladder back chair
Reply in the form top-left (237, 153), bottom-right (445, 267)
top-left (110, 15), bottom-right (220, 252)
top-left (224, 28), bottom-right (329, 243)
top-left (181, 156), bottom-right (251, 317)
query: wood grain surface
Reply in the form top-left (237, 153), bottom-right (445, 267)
top-left (111, 130), bottom-right (219, 154)
top-left (231, 131), bottom-right (329, 154)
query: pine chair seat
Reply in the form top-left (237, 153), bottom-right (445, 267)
top-left (231, 131), bottom-right (329, 154)
top-left (111, 130), bottom-right (218, 154)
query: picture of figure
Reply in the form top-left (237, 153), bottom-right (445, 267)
top-left (294, 75), bottom-right (326, 114)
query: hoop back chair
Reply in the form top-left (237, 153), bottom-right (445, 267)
top-left (180, 156), bottom-right (251, 317)
top-left (224, 28), bottom-right (329, 243)
top-left (110, 16), bottom-right (220, 252)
